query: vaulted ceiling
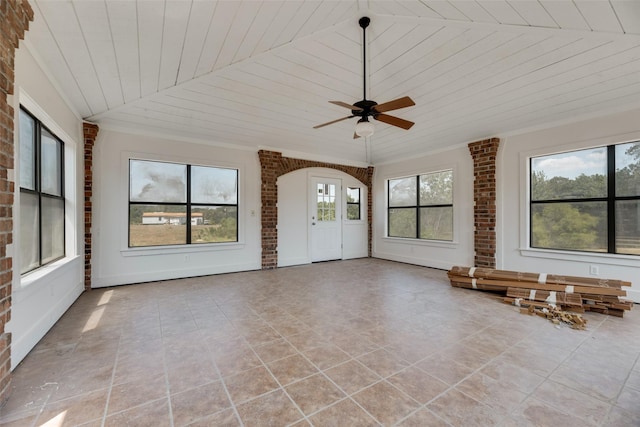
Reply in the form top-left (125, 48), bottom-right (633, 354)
top-left (24, 1), bottom-right (640, 165)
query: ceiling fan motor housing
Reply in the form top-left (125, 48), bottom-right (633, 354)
top-left (352, 99), bottom-right (378, 118)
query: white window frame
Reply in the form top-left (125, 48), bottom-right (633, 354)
top-left (17, 91), bottom-right (79, 287)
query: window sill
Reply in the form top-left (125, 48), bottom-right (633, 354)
top-left (20, 256), bottom-right (81, 289)
top-left (382, 237), bottom-right (458, 248)
top-left (519, 248), bottom-right (639, 267)
top-left (121, 241), bottom-right (245, 257)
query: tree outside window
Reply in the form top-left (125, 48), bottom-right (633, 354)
top-left (530, 141), bottom-right (640, 255)
top-left (387, 170), bottom-right (453, 241)
top-left (347, 187), bottom-right (361, 220)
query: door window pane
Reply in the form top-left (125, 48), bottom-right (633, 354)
top-left (389, 177), bottom-right (417, 207)
top-left (191, 206), bottom-right (237, 243)
top-left (129, 160), bottom-right (186, 203)
top-left (531, 202), bottom-right (607, 252)
top-left (531, 147), bottom-right (607, 200)
top-left (389, 208), bottom-right (417, 238)
top-left (616, 200), bottom-right (640, 255)
top-left (41, 197), bottom-right (65, 264)
top-left (191, 166), bottom-right (237, 204)
top-left (317, 183), bottom-right (336, 221)
top-left (129, 205), bottom-right (187, 247)
top-left (420, 206), bottom-right (453, 240)
top-left (20, 193), bottom-right (39, 274)
top-left (615, 141), bottom-right (640, 197)
top-left (19, 110), bottom-right (35, 191)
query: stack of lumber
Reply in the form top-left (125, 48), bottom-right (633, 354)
top-left (448, 266), bottom-right (633, 318)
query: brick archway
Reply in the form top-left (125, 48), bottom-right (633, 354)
top-left (258, 150), bottom-right (373, 269)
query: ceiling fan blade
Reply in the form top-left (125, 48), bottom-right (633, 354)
top-left (329, 101), bottom-right (363, 111)
top-left (375, 113), bottom-right (415, 130)
top-left (313, 116), bottom-right (354, 129)
top-left (373, 96), bottom-right (415, 113)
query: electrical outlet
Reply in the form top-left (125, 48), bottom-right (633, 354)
top-left (590, 265), bottom-right (599, 276)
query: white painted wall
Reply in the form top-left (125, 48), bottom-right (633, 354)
top-left (372, 147), bottom-right (475, 270)
top-left (91, 130), bottom-right (261, 287)
top-left (277, 168), bottom-right (368, 267)
top-left (499, 108), bottom-right (640, 303)
top-left (9, 42), bottom-right (84, 368)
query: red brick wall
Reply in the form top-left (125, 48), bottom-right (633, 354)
top-left (468, 138), bottom-right (500, 268)
top-left (0, 0), bottom-right (34, 408)
top-left (83, 123), bottom-right (99, 290)
top-left (258, 150), bottom-right (373, 269)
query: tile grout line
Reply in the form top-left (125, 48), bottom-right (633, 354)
top-left (100, 331), bottom-right (124, 427)
top-left (253, 307), bottom-right (385, 425)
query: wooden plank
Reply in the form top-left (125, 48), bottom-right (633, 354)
top-left (539, 1), bottom-right (590, 31)
top-left (506, 287), bottom-right (583, 307)
top-left (449, 276), bottom-right (628, 297)
top-left (450, 266), bottom-right (630, 288)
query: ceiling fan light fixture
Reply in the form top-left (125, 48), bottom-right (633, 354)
top-left (355, 118), bottom-right (374, 137)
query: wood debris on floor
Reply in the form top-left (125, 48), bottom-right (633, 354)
top-left (448, 266), bottom-right (633, 321)
top-left (517, 301), bottom-right (588, 330)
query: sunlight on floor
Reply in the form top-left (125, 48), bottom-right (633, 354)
top-left (98, 290), bottom-right (113, 306)
top-left (82, 290), bottom-right (113, 332)
top-left (40, 411), bottom-right (66, 426)
top-left (82, 306), bottom-right (105, 333)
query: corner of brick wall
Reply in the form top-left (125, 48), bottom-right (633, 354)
top-left (0, 0), bottom-right (34, 408)
top-left (258, 150), bottom-right (373, 268)
top-left (468, 137), bottom-right (500, 269)
top-left (83, 123), bottom-right (99, 290)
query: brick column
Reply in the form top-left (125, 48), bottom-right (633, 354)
top-left (468, 138), bottom-right (500, 268)
top-left (258, 150), bottom-right (281, 269)
top-left (83, 123), bottom-right (99, 290)
top-left (0, 0), bottom-right (34, 408)
top-left (366, 166), bottom-right (374, 257)
top-left (258, 150), bottom-right (373, 269)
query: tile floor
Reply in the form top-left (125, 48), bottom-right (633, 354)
top-left (1, 259), bottom-right (639, 426)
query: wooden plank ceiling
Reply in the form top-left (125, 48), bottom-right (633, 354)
top-left (25, 0), bottom-right (640, 165)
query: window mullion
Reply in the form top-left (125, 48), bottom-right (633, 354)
top-left (607, 145), bottom-right (616, 253)
top-left (186, 164), bottom-right (191, 244)
top-left (416, 175), bottom-right (420, 239)
top-left (36, 120), bottom-right (43, 268)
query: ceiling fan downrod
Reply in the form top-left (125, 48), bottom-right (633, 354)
top-left (359, 16), bottom-right (370, 102)
top-left (312, 16), bottom-right (415, 135)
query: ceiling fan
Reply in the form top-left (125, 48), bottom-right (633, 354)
top-left (313, 17), bottom-right (415, 139)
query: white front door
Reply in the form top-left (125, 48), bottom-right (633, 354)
top-left (310, 177), bottom-right (342, 262)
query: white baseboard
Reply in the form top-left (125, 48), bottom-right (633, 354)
top-left (93, 262), bottom-right (261, 287)
top-left (372, 251), bottom-right (452, 270)
top-left (10, 280), bottom-right (84, 369)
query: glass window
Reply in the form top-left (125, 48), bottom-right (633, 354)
top-left (389, 176), bottom-right (417, 207)
top-left (530, 141), bottom-right (640, 255)
top-left (346, 187), bottom-right (361, 220)
top-left (129, 160), bottom-right (186, 203)
top-left (128, 160), bottom-right (238, 247)
top-left (316, 183), bottom-right (336, 221)
top-left (387, 170), bottom-right (453, 241)
top-left (19, 109), bottom-right (35, 191)
top-left (19, 107), bottom-right (65, 274)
